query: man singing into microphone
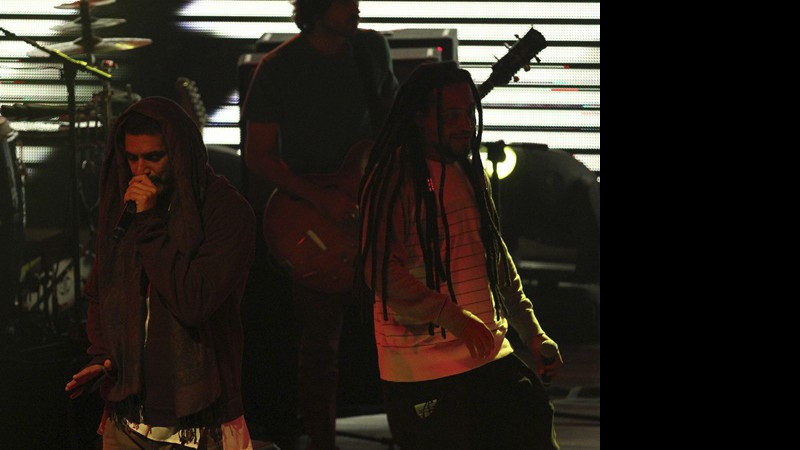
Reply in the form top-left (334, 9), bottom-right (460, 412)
top-left (65, 97), bottom-right (257, 449)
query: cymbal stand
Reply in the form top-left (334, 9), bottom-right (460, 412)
top-left (100, 77), bottom-right (114, 132)
top-left (0, 25), bottom-right (111, 334)
top-left (78, 0), bottom-right (97, 63)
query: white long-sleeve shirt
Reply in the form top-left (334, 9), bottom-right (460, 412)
top-left (368, 158), bottom-right (542, 382)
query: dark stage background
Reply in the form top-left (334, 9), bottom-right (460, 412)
top-left (1, 1), bottom-right (599, 448)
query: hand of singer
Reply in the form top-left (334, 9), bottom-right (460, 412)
top-left (446, 313), bottom-right (495, 360)
top-left (65, 359), bottom-right (113, 399)
top-left (529, 334), bottom-right (563, 382)
top-left (124, 174), bottom-right (159, 213)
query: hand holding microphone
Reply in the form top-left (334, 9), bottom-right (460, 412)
top-left (539, 338), bottom-right (560, 386)
top-left (112, 200), bottom-right (138, 241)
top-left (113, 174), bottom-right (158, 241)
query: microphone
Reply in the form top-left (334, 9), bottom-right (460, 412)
top-left (112, 200), bottom-right (137, 242)
top-left (539, 339), bottom-right (559, 386)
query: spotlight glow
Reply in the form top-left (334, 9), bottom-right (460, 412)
top-left (480, 145), bottom-right (517, 180)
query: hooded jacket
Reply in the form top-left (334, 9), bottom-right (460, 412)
top-left (84, 97), bottom-right (255, 433)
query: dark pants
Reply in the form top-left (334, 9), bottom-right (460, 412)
top-left (382, 354), bottom-right (559, 450)
top-left (293, 282), bottom-right (349, 450)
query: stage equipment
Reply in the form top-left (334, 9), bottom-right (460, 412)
top-left (55, 0), bottom-right (116, 9)
top-left (1, 120), bottom-right (25, 313)
top-left (2, 0), bottom-right (152, 331)
top-left (494, 143), bottom-right (600, 283)
top-left (26, 37), bottom-right (152, 58)
top-left (51, 17), bottom-right (126, 33)
top-left (252, 28), bottom-right (457, 61)
top-left (1, 23), bottom-right (111, 325)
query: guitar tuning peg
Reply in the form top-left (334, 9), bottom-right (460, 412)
top-left (504, 42), bottom-right (512, 49)
top-left (534, 56), bottom-right (541, 63)
top-left (514, 34), bottom-right (521, 40)
top-left (524, 64), bottom-right (531, 72)
top-left (493, 55), bottom-right (499, 61)
top-left (513, 75), bottom-right (519, 82)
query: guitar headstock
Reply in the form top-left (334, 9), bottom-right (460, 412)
top-left (479, 27), bottom-right (547, 98)
top-left (175, 76), bottom-right (208, 130)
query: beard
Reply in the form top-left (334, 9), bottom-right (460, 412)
top-left (434, 141), bottom-right (471, 162)
top-left (445, 135), bottom-right (474, 157)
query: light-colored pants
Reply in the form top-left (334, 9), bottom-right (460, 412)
top-left (101, 417), bottom-right (223, 450)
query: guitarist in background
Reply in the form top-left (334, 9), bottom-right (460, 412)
top-left (355, 61), bottom-right (562, 449)
top-left (241, 1), bottom-right (398, 449)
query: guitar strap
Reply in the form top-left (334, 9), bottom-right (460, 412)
top-left (351, 33), bottom-right (382, 134)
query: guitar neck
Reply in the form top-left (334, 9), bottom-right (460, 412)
top-left (175, 77), bottom-right (208, 130)
top-left (474, 27), bottom-right (547, 103)
top-left (476, 79), bottom-right (496, 101)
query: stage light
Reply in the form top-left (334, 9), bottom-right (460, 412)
top-left (480, 143), bottom-right (517, 180)
top-left (493, 143), bottom-right (599, 282)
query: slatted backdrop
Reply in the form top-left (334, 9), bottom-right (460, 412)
top-left (0, 0), bottom-right (599, 230)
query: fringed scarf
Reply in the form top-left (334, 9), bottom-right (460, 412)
top-left (94, 97), bottom-right (223, 443)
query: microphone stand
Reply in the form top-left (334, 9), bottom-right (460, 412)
top-left (0, 25), bottom-right (111, 333)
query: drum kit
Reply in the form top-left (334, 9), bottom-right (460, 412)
top-left (1, 0), bottom-right (152, 339)
top-left (7, 0), bottom-right (151, 126)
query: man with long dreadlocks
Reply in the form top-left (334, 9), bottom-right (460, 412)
top-left (355, 61), bottom-right (563, 449)
top-left (65, 97), bottom-right (257, 449)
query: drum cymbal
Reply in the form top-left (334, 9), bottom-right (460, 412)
top-left (27, 37), bottom-right (153, 57)
top-left (51, 17), bottom-right (126, 33)
top-left (55, 0), bottom-right (116, 10)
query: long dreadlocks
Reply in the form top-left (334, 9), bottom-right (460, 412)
top-left (354, 61), bottom-right (514, 336)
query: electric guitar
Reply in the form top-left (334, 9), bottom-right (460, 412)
top-left (262, 27), bottom-right (548, 293)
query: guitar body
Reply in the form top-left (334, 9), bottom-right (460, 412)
top-left (262, 139), bottom-right (372, 293)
